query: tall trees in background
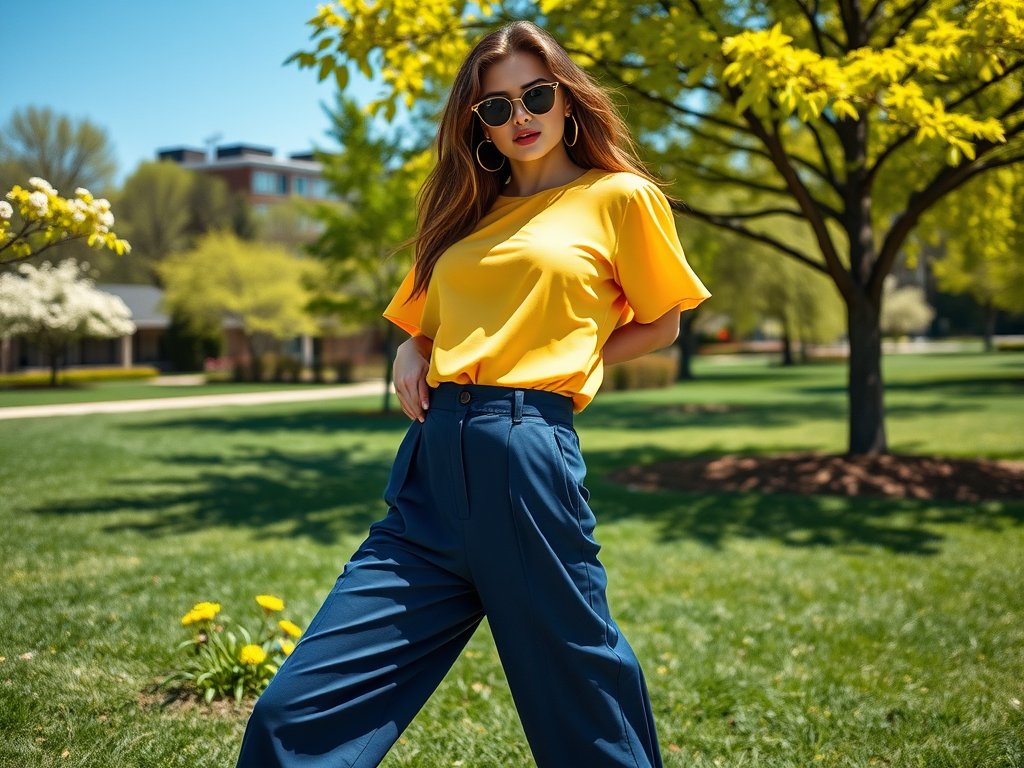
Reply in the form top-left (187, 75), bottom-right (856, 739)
top-left (0, 106), bottom-right (117, 196)
top-left (105, 160), bottom-right (256, 286)
top-left (290, 0), bottom-right (1024, 454)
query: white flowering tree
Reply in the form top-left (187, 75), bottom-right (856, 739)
top-left (0, 177), bottom-right (130, 271)
top-left (0, 259), bottom-right (136, 386)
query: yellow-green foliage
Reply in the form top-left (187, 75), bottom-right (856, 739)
top-left (922, 164), bottom-right (1024, 314)
top-left (1, 178), bottom-right (130, 265)
top-left (162, 594), bottom-right (305, 704)
top-left (156, 230), bottom-right (326, 342)
top-left (0, 366), bottom-right (160, 388)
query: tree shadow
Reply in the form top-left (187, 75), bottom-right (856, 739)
top-left (116, 406), bottom-right (414, 437)
top-left (32, 443), bottom-right (394, 543)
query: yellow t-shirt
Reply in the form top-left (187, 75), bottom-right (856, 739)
top-left (382, 167), bottom-right (712, 413)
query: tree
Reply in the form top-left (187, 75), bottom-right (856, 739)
top-left (157, 230), bottom-right (325, 374)
top-left (710, 233), bottom-right (846, 363)
top-left (302, 93), bottom-right (425, 413)
top-left (0, 259), bottom-right (135, 386)
top-left (108, 161), bottom-right (193, 284)
top-left (100, 160), bottom-right (254, 285)
top-left (0, 106), bottom-right (117, 197)
top-left (1, 177), bottom-right (131, 271)
top-left (289, 1), bottom-right (1024, 455)
top-left (919, 164), bottom-right (1024, 349)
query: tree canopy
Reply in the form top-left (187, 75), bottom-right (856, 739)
top-left (288, 0), bottom-right (1024, 453)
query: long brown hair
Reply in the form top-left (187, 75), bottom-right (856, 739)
top-left (391, 20), bottom-right (677, 308)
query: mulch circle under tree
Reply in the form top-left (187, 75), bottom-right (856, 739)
top-left (607, 451), bottom-right (1024, 503)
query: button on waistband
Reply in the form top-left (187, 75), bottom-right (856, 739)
top-left (459, 390), bottom-right (471, 404)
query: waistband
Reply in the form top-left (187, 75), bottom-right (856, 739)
top-left (429, 381), bottom-right (574, 426)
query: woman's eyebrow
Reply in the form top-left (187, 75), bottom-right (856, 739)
top-left (480, 77), bottom-right (549, 99)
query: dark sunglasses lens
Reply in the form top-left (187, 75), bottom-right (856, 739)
top-left (523, 85), bottom-right (556, 114)
top-left (479, 99), bottom-right (512, 126)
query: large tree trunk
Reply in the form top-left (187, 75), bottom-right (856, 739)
top-left (847, 296), bottom-right (888, 455)
top-left (382, 321), bottom-right (395, 414)
top-left (675, 311), bottom-right (697, 381)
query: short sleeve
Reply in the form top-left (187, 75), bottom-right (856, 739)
top-left (382, 263), bottom-right (427, 337)
top-left (612, 181), bottom-right (711, 324)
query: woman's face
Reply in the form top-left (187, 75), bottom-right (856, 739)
top-left (475, 52), bottom-right (571, 162)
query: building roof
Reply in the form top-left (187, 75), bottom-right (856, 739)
top-left (97, 284), bottom-right (168, 329)
top-left (96, 283), bottom-right (242, 330)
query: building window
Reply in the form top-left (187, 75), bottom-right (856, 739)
top-left (293, 177), bottom-right (309, 196)
top-left (253, 171), bottom-right (287, 195)
top-left (312, 179), bottom-right (333, 199)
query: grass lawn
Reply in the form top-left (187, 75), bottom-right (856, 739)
top-left (0, 351), bottom-right (1021, 767)
top-left (0, 379), bottom-right (356, 409)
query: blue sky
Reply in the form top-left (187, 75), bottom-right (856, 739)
top-left (0, 1), bottom-right (401, 188)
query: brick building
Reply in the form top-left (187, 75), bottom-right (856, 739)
top-left (156, 143), bottom-right (338, 215)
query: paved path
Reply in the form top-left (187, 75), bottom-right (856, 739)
top-left (0, 380), bottom-right (389, 420)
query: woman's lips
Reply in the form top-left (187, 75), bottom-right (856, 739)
top-left (513, 131), bottom-right (540, 145)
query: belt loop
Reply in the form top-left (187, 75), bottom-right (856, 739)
top-left (512, 389), bottom-right (524, 424)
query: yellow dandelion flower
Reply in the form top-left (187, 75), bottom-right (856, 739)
top-left (180, 601), bottom-right (221, 625)
top-left (278, 620), bottom-right (303, 638)
top-left (239, 644), bottom-right (267, 665)
top-left (280, 640), bottom-right (295, 656)
top-left (256, 594), bottom-right (284, 612)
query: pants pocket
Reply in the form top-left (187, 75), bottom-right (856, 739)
top-left (382, 418), bottom-right (424, 509)
top-left (551, 422), bottom-right (596, 539)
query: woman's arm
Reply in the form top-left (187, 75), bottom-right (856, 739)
top-left (601, 306), bottom-right (681, 367)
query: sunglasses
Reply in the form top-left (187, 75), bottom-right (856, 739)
top-left (470, 82), bottom-right (561, 128)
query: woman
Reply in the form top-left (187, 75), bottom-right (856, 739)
top-left (235, 19), bottom-right (710, 768)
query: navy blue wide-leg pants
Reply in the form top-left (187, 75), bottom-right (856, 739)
top-left (234, 381), bottom-right (663, 768)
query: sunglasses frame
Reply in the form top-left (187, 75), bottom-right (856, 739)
top-left (470, 82), bottom-right (562, 128)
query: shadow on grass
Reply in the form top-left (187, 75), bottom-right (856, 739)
top-left (29, 405), bottom-right (1021, 554)
top-left (117, 406), bottom-right (414, 436)
top-left (33, 443), bottom-right (395, 543)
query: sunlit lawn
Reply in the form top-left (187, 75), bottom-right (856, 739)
top-left (1, 351), bottom-right (1021, 767)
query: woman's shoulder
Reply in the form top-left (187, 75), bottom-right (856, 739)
top-left (589, 169), bottom-right (662, 203)
top-left (586, 170), bottom-right (668, 223)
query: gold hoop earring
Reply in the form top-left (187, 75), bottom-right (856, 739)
top-left (475, 137), bottom-right (506, 172)
top-left (564, 114), bottom-right (579, 147)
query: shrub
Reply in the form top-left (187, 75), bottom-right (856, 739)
top-left (0, 366), bottom-right (160, 388)
top-left (601, 353), bottom-right (677, 391)
top-left (160, 594), bottom-right (306, 704)
top-left (275, 356), bottom-right (303, 382)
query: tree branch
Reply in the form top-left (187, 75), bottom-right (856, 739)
top-left (880, 0), bottom-right (932, 48)
top-left (678, 203), bottom-right (832, 275)
top-left (672, 155), bottom-right (793, 194)
top-left (739, 105), bottom-right (851, 295)
top-left (866, 70), bottom-right (1024, 187)
top-left (872, 135), bottom-right (1024, 297)
top-left (804, 117), bottom-right (842, 189)
top-left (678, 120), bottom-right (837, 187)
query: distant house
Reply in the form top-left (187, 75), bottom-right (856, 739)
top-left (156, 143), bottom-right (338, 216)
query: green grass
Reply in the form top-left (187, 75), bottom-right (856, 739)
top-left (0, 379), bottom-right (351, 409)
top-left (1, 351), bottom-right (1022, 767)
